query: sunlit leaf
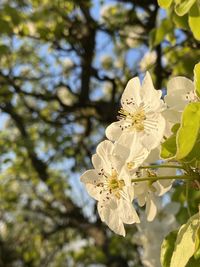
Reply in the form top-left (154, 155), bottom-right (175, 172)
top-left (175, 0), bottom-right (196, 16)
top-left (158, 0), bottom-right (173, 9)
top-left (176, 102), bottom-right (200, 160)
top-left (150, 18), bottom-right (173, 48)
top-left (160, 230), bottom-right (178, 267)
top-left (189, 2), bottom-right (200, 41)
top-left (170, 213), bottom-right (200, 267)
top-left (194, 62), bottom-right (200, 98)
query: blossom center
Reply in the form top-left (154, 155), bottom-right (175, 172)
top-left (185, 90), bottom-right (199, 102)
top-left (108, 170), bottom-right (125, 199)
top-left (118, 108), bottom-right (146, 131)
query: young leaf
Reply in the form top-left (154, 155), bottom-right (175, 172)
top-left (161, 134), bottom-right (177, 159)
top-left (158, 0), bottom-right (173, 9)
top-left (173, 12), bottom-right (189, 30)
top-left (170, 213), bottom-right (200, 267)
top-left (189, 2), bottom-right (200, 41)
top-left (176, 102), bottom-right (200, 160)
top-left (161, 124), bottom-right (180, 159)
top-left (149, 18), bottom-right (173, 48)
top-left (194, 62), bottom-right (200, 98)
top-left (160, 230), bottom-right (178, 267)
top-left (185, 133), bottom-right (200, 162)
top-left (194, 225), bottom-right (200, 257)
top-left (175, 0), bottom-right (196, 16)
top-left (185, 256), bottom-right (200, 266)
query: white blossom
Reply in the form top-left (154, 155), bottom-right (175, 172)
top-left (135, 201), bottom-right (180, 267)
top-left (163, 76), bottom-right (199, 123)
top-left (139, 51), bottom-right (157, 72)
top-left (133, 147), bottom-right (175, 221)
top-left (62, 58), bottom-right (74, 69)
top-left (57, 87), bottom-right (75, 106)
top-left (106, 72), bottom-right (166, 151)
top-left (81, 139), bottom-right (149, 236)
top-left (123, 25), bottom-right (144, 48)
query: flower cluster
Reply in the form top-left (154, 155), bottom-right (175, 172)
top-left (80, 72), bottom-right (197, 236)
top-left (135, 200), bottom-right (180, 267)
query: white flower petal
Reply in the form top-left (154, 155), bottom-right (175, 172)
top-left (80, 169), bottom-right (103, 201)
top-left (134, 182), bottom-right (148, 207)
top-left (115, 131), bottom-right (137, 152)
top-left (109, 155), bottom-right (124, 175)
top-left (146, 194), bottom-right (157, 221)
top-left (80, 169), bottom-right (100, 184)
top-left (96, 140), bottom-right (113, 159)
top-left (137, 194), bottom-right (146, 207)
top-left (98, 202), bottom-right (126, 236)
top-left (105, 121), bottom-right (123, 141)
top-left (141, 72), bottom-right (164, 112)
top-left (84, 183), bottom-right (101, 201)
top-left (142, 114), bottom-right (166, 150)
top-left (167, 76), bottom-right (194, 95)
top-left (158, 179), bottom-right (173, 195)
top-left (141, 71), bottom-right (156, 93)
top-left (164, 90), bottom-right (189, 111)
top-left (134, 182), bottom-right (148, 195)
top-left (165, 77), bottom-right (195, 114)
top-left (153, 181), bottom-right (172, 196)
top-left (96, 140), bottom-right (114, 172)
top-left (145, 147), bottom-right (160, 164)
top-left (117, 132), bottom-right (149, 167)
top-left (162, 108), bottom-right (181, 124)
top-left (92, 153), bottom-right (103, 170)
top-left (121, 77), bottom-right (141, 107)
top-left (125, 186), bottom-right (135, 201)
top-left (119, 199), bottom-right (140, 224)
top-left (113, 141), bottom-right (130, 164)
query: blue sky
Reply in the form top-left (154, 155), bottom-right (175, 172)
top-left (0, 0), bottom-right (166, 212)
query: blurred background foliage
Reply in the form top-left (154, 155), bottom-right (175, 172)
top-left (0, 0), bottom-right (199, 266)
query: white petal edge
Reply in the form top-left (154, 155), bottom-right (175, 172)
top-left (121, 76), bottom-right (141, 107)
top-left (119, 199), bottom-right (140, 224)
top-left (98, 202), bottom-right (126, 236)
top-left (105, 121), bottom-right (123, 142)
top-left (167, 76), bottom-right (194, 95)
top-left (146, 194), bottom-right (157, 222)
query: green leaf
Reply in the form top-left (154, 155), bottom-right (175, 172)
top-left (171, 123), bottom-right (181, 134)
top-left (185, 133), bottom-right (200, 162)
top-left (158, 0), bottom-right (173, 9)
top-left (160, 230), bottom-right (178, 267)
top-left (149, 18), bottom-right (173, 48)
top-left (176, 102), bottom-right (200, 160)
top-left (175, 0), bottom-right (196, 16)
top-left (170, 213), bottom-right (200, 267)
top-left (189, 2), bottom-right (200, 41)
top-left (194, 247), bottom-right (200, 260)
top-left (0, 44), bottom-right (10, 54)
top-left (161, 124), bottom-right (179, 159)
top-left (185, 255), bottom-right (200, 266)
top-left (0, 18), bottom-right (13, 34)
top-left (161, 134), bottom-right (177, 159)
top-left (173, 12), bottom-right (189, 30)
top-left (194, 225), bottom-right (200, 257)
top-left (194, 62), bottom-right (200, 98)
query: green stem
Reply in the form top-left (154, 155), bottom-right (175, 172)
top-left (131, 174), bottom-right (192, 183)
top-left (139, 164), bottom-right (185, 170)
top-left (186, 182), bottom-right (191, 218)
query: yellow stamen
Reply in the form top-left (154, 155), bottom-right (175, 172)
top-left (127, 162), bottom-right (135, 170)
top-left (108, 170), bottom-right (125, 199)
top-left (118, 108), bottom-right (146, 132)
